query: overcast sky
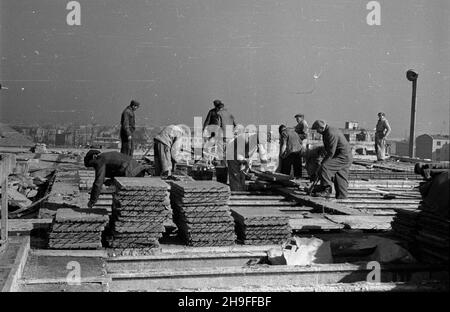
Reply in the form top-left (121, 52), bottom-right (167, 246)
top-left (0, 0), bottom-right (449, 137)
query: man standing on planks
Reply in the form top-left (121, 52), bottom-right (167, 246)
top-left (310, 120), bottom-right (353, 199)
top-left (120, 100), bottom-right (140, 156)
top-left (374, 112), bottom-right (392, 162)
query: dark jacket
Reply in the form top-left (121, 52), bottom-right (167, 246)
top-left (203, 108), bottom-right (221, 129)
top-left (88, 151), bottom-right (139, 204)
top-left (280, 128), bottom-right (302, 156)
top-left (322, 126), bottom-right (352, 163)
top-left (120, 106), bottom-right (136, 138)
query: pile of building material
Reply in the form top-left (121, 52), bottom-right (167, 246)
top-left (391, 209), bottom-right (419, 243)
top-left (108, 177), bottom-right (171, 249)
top-left (170, 180), bottom-right (236, 247)
top-left (416, 211), bottom-right (449, 263)
top-left (48, 208), bottom-right (108, 249)
top-left (231, 207), bottom-right (292, 245)
top-left (391, 209), bottom-right (449, 264)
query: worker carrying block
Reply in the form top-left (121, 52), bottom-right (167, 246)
top-left (84, 150), bottom-right (150, 208)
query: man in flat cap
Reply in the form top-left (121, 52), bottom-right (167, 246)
top-left (120, 100), bottom-right (140, 156)
top-left (203, 99), bottom-right (237, 174)
top-left (294, 114), bottom-right (309, 141)
top-left (311, 120), bottom-right (352, 199)
top-left (203, 99), bottom-right (237, 136)
top-left (375, 112), bottom-right (391, 162)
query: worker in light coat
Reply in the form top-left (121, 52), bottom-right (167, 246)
top-left (153, 125), bottom-right (189, 176)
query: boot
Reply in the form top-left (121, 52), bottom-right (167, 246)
top-left (312, 186), bottom-right (332, 198)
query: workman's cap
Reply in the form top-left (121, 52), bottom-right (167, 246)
top-left (294, 114), bottom-right (304, 118)
top-left (213, 99), bottom-right (224, 108)
top-left (278, 124), bottom-right (287, 133)
top-left (311, 120), bottom-right (327, 130)
top-left (130, 100), bottom-right (140, 107)
top-left (84, 150), bottom-right (101, 167)
top-left (378, 112), bottom-right (385, 116)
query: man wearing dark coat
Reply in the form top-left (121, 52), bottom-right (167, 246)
top-left (120, 100), bottom-right (140, 156)
top-left (84, 150), bottom-right (149, 208)
top-left (311, 120), bottom-right (353, 199)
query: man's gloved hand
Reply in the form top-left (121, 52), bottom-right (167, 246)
top-left (87, 200), bottom-right (95, 208)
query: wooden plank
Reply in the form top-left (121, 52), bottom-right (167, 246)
top-left (1, 236), bottom-right (30, 292)
top-left (341, 204), bottom-right (419, 209)
top-left (0, 219), bottom-right (53, 232)
top-left (229, 195), bottom-right (286, 200)
top-left (276, 187), bottom-right (361, 215)
top-left (325, 215), bottom-right (394, 230)
top-left (1, 178), bottom-right (7, 241)
top-left (289, 218), bottom-right (345, 231)
top-left (229, 200), bottom-right (299, 206)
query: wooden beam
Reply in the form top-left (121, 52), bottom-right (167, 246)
top-left (1, 154), bottom-right (16, 243)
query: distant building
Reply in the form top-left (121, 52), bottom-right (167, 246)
top-left (416, 134), bottom-right (450, 161)
top-left (387, 140), bottom-right (410, 157)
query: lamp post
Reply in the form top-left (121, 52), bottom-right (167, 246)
top-left (406, 70), bottom-right (418, 158)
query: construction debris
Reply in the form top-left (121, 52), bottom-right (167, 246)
top-left (108, 177), bottom-right (171, 249)
top-left (170, 181), bottom-right (236, 247)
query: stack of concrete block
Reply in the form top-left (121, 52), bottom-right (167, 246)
top-left (231, 207), bottom-right (292, 245)
top-left (48, 208), bottom-right (109, 249)
top-left (170, 181), bottom-right (236, 247)
top-left (108, 177), bottom-right (171, 249)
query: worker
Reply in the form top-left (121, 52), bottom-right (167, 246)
top-left (375, 112), bottom-right (391, 162)
top-left (294, 113), bottom-right (309, 141)
top-left (120, 100), bottom-right (140, 156)
top-left (279, 124), bottom-right (303, 178)
top-left (84, 150), bottom-right (149, 208)
top-left (302, 144), bottom-right (326, 182)
top-left (203, 99), bottom-right (237, 173)
top-left (203, 99), bottom-right (237, 137)
top-left (153, 124), bottom-right (188, 176)
top-left (310, 120), bottom-right (352, 199)
top-left (225, 131), bottom-right (268, 191)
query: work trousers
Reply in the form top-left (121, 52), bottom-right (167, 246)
top-left (280, 152), bottom-right (302, 178)
top-left (227, 160), bottom-right (246, 191)
top-left (120, 134), bottom-right (134, 157)
top-left (153, 139), bottom-right (173, 176)
top-left (375, 133), bottom-right (386, 161)
top-left (319, 155), bottom-right (352, 199)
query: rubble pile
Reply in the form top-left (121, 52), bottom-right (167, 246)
top-left (48, 208), bottom-right (108, 249)
top-left (170, 180), bottom-right (236, 247)
top-left (108, 177), bottom-right (171, 249)
top-left (231, 207), bottom-right (292, 245)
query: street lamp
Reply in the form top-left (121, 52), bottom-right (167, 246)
top-left (406, 70), bottom-right (418, 158)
